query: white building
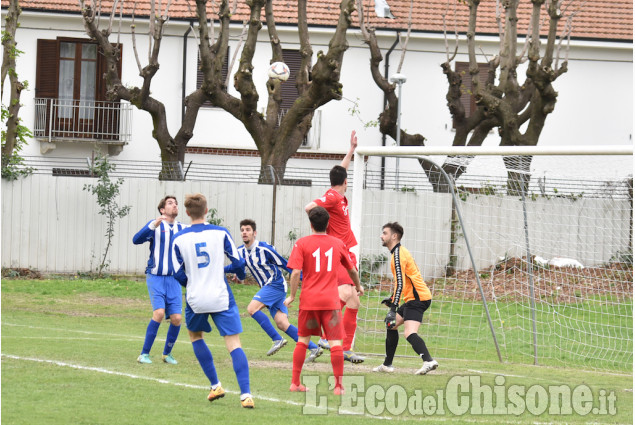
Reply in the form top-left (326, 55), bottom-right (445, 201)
top-left (3, 0), bottom-right (633, 181)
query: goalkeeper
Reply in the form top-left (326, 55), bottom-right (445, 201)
top-left (374, 222), bottom-right (438, 375)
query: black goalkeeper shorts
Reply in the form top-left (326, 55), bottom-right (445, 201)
top-left (397, 299), bottom-right (431, 323)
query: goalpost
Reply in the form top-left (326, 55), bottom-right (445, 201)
top-left (351, 145), bottom-right (633, 372)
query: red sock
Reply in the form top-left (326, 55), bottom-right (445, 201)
top-left (292, 342), bottom-right (308, 386)
top-left (342, 308), bottom-right (358, 351)
top-left (330, 345), bottom-right (344, 389)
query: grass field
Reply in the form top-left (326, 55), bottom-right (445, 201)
top-left (2, 277), bottom-right (632, 424)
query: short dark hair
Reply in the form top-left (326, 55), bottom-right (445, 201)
top-left (383, 222), bottom-right (404, 240)
top-left (240, 219), bottom-right (256, 231)
top-left (157, 195), bottom-right (177, 213)
top-left (309, 206), bottom-right (330, 232)
top-left (330, 165), bottom-right (347, 186)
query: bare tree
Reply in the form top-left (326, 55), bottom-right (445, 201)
top-left (81, 0), bottom-right (357, 182)
top-left (2, 0), bottom-right (27, 170)
top-left (196, 0), bottom-right (357, 183)
top-left (79, 0), bottom-right (206, 180)
top-left (358, 0), bottom-right (572, 193)
top-left (442, 0), bottom-right (571, 194)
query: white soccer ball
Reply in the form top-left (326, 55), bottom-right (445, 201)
top-left (267, 62), bottom-right (290, 81)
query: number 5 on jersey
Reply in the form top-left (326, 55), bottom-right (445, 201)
top-left (195, 242), bottom-right (210, 268)
top-left (312, 247), bottom-right (333, 272)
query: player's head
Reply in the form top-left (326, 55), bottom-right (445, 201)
top-left (309, 206), bottom-right (330, 233)
top-left (158, 195), bottom-right (178, 218)
top-left (330, 165), bottom-right (347, 188)
top-left (381, 222), bottom-right (403, 248)
top-left (184, 193), bottom-right (208, 220)
top-left (240, 219), bottom-right (257, 245)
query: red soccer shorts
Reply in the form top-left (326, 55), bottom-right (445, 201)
top-left (337, 250), bottom-right (358, 286)
top-left (298, 309), bottom-right (343, 340)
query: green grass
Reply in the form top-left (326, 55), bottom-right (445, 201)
top-left (2, 278), bottom-right (632, 424)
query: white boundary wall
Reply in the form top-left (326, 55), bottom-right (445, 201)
top-left (2, 174), bottom-right (631, 275)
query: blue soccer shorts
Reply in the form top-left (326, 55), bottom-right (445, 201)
top-left (185, 300), bottom-right (243, 336)
top-left (146, 274), bottom-right (183, 317)
top-left (252, 284), bottom-right (288, 319)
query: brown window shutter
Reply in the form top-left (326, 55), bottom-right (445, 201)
top-left (280, 49), bottom-right (302, 110)
top-left (455, 61), bottom-right (491, 118)
top-left (35, 39), bottom-right (59, 98)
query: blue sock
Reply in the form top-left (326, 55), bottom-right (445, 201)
top-left (252, 311), bottom-right (282, 341)
top-left (163, 324), bottom-right (181, 355)
top-left (141, 319), bottom-right (161, 354)
top-left (284, 324), bottom-right (317, 350)
top-left (192, 339), bottom-right (219, 386)
top-left (230, 348), bottom-right (250, 395)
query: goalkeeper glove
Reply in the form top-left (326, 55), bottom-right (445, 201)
top-left (381, 297), bottom-right (393, 307)
top-left (384, 308), bottom-right (397, 330)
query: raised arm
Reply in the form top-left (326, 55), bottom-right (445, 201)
top-left (340, 130), bottom-right (358, 171)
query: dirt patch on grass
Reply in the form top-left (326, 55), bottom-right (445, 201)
top-left (2, 268), bottom-right (43, 279)
top-left (370, 258), bottom-right (633, 303)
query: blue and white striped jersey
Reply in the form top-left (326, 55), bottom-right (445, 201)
top-left (173, 223), bottom-right (245, 313)
top-left (133, 220), bottom-right (187, 276)
top-left (237, 240), bottom-right (292, 292)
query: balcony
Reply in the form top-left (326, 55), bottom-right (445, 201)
top-left (34, 98), bottom-right (133, 155)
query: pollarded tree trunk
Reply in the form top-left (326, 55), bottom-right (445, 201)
top-left (80, 1), bottom-right (206, 180)
top-left (1, 0), bottom-right (24, 166)
top-left (196, 0), bottom-right (357, 184)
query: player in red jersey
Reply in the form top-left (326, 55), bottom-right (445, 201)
top-left (284, 207), bottom-right (363, 395)
top-left (304, 130), bottom-right (364, 363)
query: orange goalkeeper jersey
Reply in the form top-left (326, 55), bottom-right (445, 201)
top-left (390, 243), bottom-right (431, 304)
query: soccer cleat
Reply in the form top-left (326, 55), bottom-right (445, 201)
top-left (343, 350), bottom-right (365, 364)
top-left (317, 338), bottom-right (331, 350)
top-left (207, 385), bottom-right (226, 402)
top-left (333, 386), bottom-right (345, 396)
top-left (373, 364), bottom-right (395, 373)
top-left (304, 347), bottom-right (324, 364)
top-left (289, 383), bottom-right (308, 392)
top-left (241, 395), bottom-right (255, 408)
top-left (162, 354), bottom-right (178, 365)
top-left (415, 359), bottom-right (439, 375)
top-left (266, 338), bottom-right (288, 356)
top-left (137, 354), bottom-right (152, 364)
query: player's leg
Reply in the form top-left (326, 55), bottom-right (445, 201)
top-left (324, 309), bottom-right (345, 395)
top-left (402, 300), bottom-right (438, 375)
top-left (162, 277), bottom-right (182, 364)
top-left (214, 305), bottom-right (254, 408)
top-left (290, 309), bottom-right (318, 392)
top-left (248, 288), bottom-right (286, 355)
top-left (271, 300), bottom-right (321, 362)
top-left (185, 304), bottom-right (224, 402)
top-left (138, 274), bottom-right (166, 364)
top-left (338, 284), bottom-right (364, 363)
top-left (374, 308), bottom-right (404, 373)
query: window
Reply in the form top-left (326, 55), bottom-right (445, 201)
top-left (454, 62), bottom-right (490, 124)
top-left (280, 49), bottom-right (303, 110)
top-left (35, 38), bottom-right (122, 141)
top-left (196, 47), bottom-right (229, 105)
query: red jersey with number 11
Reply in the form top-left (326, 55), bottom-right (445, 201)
top-left (287, 234), bottom-right (353, 310)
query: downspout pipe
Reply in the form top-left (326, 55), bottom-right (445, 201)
top-left (381, 31), bottom-right (400, 190)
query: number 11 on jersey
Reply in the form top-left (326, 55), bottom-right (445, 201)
top-left (312, 247), bottom-right (333, 272)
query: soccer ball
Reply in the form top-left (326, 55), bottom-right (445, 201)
top-left (267, 62), bottom-right (290, 81)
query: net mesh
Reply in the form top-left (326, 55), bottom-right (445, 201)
top-left (354, 153), bottom-right (633, 372)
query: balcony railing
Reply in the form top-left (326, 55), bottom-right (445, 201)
top-left (34, 98), bottom-right (132, 144)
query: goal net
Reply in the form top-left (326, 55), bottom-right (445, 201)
top-left (350, 146), bottom-right (633, 372)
